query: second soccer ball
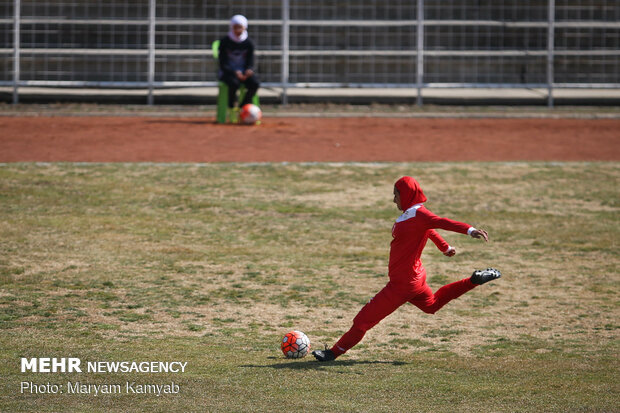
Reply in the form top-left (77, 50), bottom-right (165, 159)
top-left (240, 103), bottom-right (262, 125)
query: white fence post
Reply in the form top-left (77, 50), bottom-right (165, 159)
top-left (281, 0), bottom-right (290, 105)
top-left (547, 0), bottom-right (555, 108)
top-left (147, 0), bottom-right (156, 105)
top-left (13, 0), bottom-right (20, 104)
top-left (416, 0), bottom-right (424, 106)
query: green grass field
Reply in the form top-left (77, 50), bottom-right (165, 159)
top-left (1, 162), bottom-right (618, 412)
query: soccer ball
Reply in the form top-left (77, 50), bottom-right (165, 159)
top-left (281, 330), bottom-right (311, 359)
top-left (240, 103), bottom-right (262, 124)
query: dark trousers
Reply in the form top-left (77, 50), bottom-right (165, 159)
top-left (219, 73), bottom-right (260, 108)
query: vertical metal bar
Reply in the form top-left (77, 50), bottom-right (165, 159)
top-left (416, 0), bottom-right (424, 106)
top-left (147, 0), bottom-right (156, 105)
top-left (281, 0), bottom-right (290, 106)
top-left (547, 0), bottom-right (555, 108)
top-left (13, 0), bottom-right (20, 104)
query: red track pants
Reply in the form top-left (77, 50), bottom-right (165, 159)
top-left (332, 270), bottom-right (476, 357)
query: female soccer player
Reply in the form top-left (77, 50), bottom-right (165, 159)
top-left (218, 15), bottom-right (260, 109)
top-left (312, 176), bottom-right (501, 361)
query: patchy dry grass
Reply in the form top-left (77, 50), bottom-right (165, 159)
top-left (0, 162), bottom-right (618, 412)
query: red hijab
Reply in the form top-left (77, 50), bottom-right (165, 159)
top-left (395, 176), bottom-right (427, 210)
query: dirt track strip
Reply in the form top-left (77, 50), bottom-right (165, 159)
top-left (1, 116), bottom-right (619, 162)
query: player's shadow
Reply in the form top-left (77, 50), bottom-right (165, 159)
top-left (241, 357), bottom-right (410, 371)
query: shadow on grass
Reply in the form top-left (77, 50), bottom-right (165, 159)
top-left (242, 356), bottom-right (410, 371)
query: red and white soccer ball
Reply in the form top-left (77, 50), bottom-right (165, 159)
top-left (240, 103), bottom-right (262, 124)
top-left (281, 330), bottom-right (311, 359)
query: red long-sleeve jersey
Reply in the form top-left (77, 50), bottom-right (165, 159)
top-left (389, 205), bottom-right (471, 284)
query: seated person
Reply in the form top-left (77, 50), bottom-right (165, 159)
top-left (218, 15), bottom-right (260, 110)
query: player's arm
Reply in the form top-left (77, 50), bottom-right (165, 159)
top-left (244, 40), bottom-right (255, 78)
top-left (428, 230), bottom-right (456, 256)
top-left (218, 39), bottom-right (234, 74)
top-left (421, 208), bottom-right (489, 242)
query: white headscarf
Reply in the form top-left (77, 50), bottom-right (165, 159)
top-left (228, 15), bottom-right (248, 43)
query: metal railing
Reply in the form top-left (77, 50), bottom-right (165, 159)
top-left (1, 0), bottom-right (619, 106)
